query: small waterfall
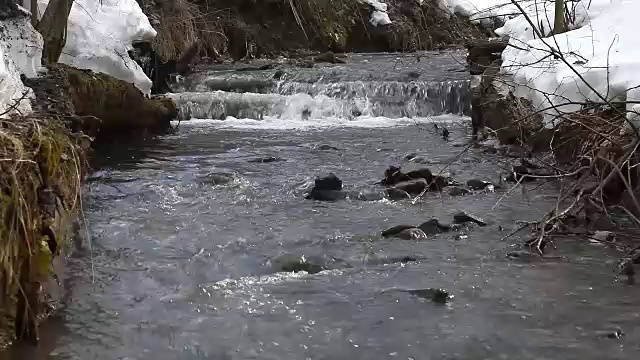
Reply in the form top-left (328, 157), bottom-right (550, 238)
top-left (276, 80), bottom-right (470, 116)
top-left (170, 79), bottom-right (470, 121)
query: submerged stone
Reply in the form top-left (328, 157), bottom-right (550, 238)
top-left (395, 228), bottom-right (428, 240)
top-left (270, 254), bottom-right (339, 274)
top-left (405, 288), bottom-right (451, 304)
top-left (247, 156), bottom-right (284, 163)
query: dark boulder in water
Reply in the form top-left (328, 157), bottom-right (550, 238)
top-left (305, 173), bottom-right (345, 201)
top-left (405, 288), bottom-right (451, 304)
top-left (385, 187), bottom-right (411, 200)
top-left (273, 69), bottom-right (286, 79)
top-left (382, 287), bottom-right (452, 304)
top-left (395, 228), bottom-right (428, 240)
top-left (269, 254), bottom-right (342, 274)
top-left (392, 179), bottom-right (428, 195)
top-left (466, 179), bottom-right (493, 190)
top-left (312, 173), bottom-right (342, 191)
top-left (381, 165), bottom-right (433, 187)
top-left (381, 225), bottom-right (416, 238)
top-left (453, 211), bottom-right (487, 226)
top-left (418, 218), bottom-right (452, 235)
top-left (381, 226), bottom-right (427, 240)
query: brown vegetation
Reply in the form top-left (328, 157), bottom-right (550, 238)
top-left (142, 0), bottom-right (495, 61)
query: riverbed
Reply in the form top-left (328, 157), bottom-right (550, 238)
top-left (3, 51), bottom-right (640, 359)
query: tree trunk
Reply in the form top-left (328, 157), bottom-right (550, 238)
top-left (37, 0), bottom-right (74, 64)
top-left (553, 0), bottom-right (566, 35)
top-left (30, 0), bottom-right (38, 27)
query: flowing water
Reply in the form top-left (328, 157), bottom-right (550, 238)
top-left (4, 52), bottom-right (640, 359)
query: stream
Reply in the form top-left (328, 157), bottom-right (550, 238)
top-left (3, 51), bottom-right (640, 359)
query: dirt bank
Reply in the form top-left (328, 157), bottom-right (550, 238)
top-left (141, 0), bottom-right (494, 61)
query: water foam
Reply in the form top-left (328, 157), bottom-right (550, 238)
top-left (171, 114), bottom-right (468, 130)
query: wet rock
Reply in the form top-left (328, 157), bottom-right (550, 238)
top-left (301, 108), bottom-right (312, 120)
top-left (381, 225), bottom-right (416, 238)
top-left (314, 144), bottom-right (340, 151)
top-left (441, 128), bottom-right (450, 141)
top-left (312, 173), bottom-right (342, 191)
top-left (396, 228), bottom-right (428, 240)
top-left (305, 173), bottom-right (345, 201)
top-left (589, 230), bottom-right (615, 244)
top-left (273, 69), bottom-right (286, 79)
top-left (382, 226), bottom-right (427, 240)
top-left (248, 156), bottom-right (284, 163)
top-left (392, 179), bottom-right (428, 195)
top-left (307, 190), bottom-right (347, 201)
top-left (445, 186), bottom-right (471, 196)
top-left (467, 179), bottom-right (493, 191)
top-left (453, 211), bottom-right (487, 227)
top-left (596, 329), bottom-right (625, 339)
top-left (381, 165), bottom-right (433, 186)
top-left (351, 191), bottom-right (384, 202)
top-left (385, 188), bottom-right (411, 200)
top-left (431, 174), bottom-right (457, 191)
top-left (314, 51), bottom-right (346, 64)
top-left (270, 254), bottom-right (340, 274)
top-left (418, 219), bottom-right (452, 235)
top-left (202, 172), bottom-right (235, 186)
top-left (405, 288), bottom-right (451, 304)
top-left (350, 108), bottom-right (362, 118)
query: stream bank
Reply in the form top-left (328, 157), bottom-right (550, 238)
top-left (0, 62), bottom-right (177, 349)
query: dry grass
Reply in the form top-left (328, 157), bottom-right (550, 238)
top-left (0, 112), bottom-right (84, 345)
top-left (152, 0), bottom-right (227, 60)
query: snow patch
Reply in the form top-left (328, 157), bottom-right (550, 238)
top-left (448, 1), bottom-right (640, 132)
top-left (495, 0), bottom-right (640, 130)
top-left (363, 0), bottom-right (392, 26)
top-left (36, 0), bottom-right (157, 95)
top-left (0, 14), bottom-right (43, 117)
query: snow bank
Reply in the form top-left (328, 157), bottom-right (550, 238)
top-left (363, 0), bottom-right (392, 26)
top-left (0, 12), bottom-right (43, 117)
top-left (495, 0), bottom-right (640, 130)
top-left (36, 0), bottom-right (157, 95)
top-left (438, 0), bottom-right (525, 25)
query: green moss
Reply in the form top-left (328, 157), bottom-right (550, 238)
top-left (48, 64), bottom-right (177, 137)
